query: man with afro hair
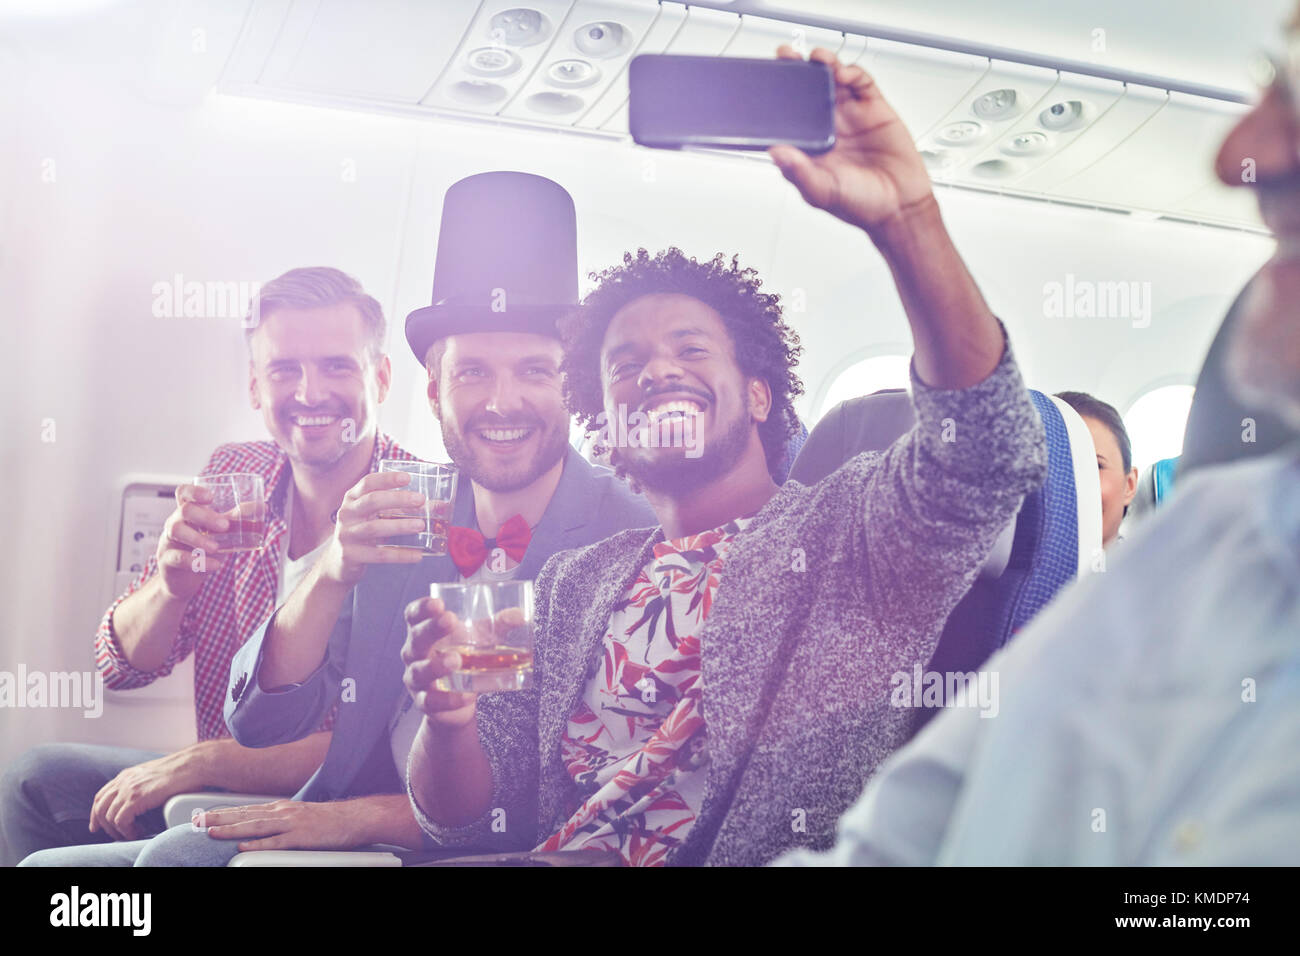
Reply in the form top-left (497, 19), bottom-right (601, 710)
top-left (402, 46), bottom-right (1048, 866)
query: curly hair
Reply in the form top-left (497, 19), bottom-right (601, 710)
top-left (560, 247), bottom-right (804, 478)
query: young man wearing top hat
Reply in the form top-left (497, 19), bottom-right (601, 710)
top-left (97, 171), bottom-right (655, 865)
top-left (402, 48), bottom-right (1048, 866)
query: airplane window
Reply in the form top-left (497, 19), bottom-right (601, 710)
top-left (815, 354), bottom-right (912, 422)
top-left (1124, 384), bottom-right (1196, 474)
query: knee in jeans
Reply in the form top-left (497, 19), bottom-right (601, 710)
top-left (16, 847), bottom-right (59, 867)
top-left (134, 823), bottom-right (233, 868)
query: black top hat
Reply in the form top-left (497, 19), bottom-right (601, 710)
top-left (405, 171), bottom-right (579, 364)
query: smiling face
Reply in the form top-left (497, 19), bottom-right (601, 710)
top-left (428, 331), bottom-right (571, 492)
top-left (248, 302), bottom-right (390, 472)
top-left (600, 293), bottom-right (771, 495)
top-left (1080, 414), bottom-right (1138, 546)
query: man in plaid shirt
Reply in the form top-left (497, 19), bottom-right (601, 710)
top-left (4, 267), bottom-right (412, 866)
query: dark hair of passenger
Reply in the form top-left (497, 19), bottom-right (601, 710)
top-left (1055, 390), bottom-right (1133, 473)
top-left (559, 247), bottom-right (804, 479)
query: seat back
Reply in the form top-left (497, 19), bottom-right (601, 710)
top-left (1129, 455), bottom-right (1180, 522)
top-left (788, 389), bottom-right (913, 486)
top-left (1153, 456), bottom-right (1178, 500)
top-left (925, 392), bottom-right (1086, 696)
top-left (789, 387), bottom-right (1090, 725)
top-left (775, 419), bottom-right (809, 484)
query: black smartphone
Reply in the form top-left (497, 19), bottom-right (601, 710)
top-left (628, 54), bottom-right (836, 154)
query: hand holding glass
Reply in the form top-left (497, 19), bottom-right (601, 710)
top-left (194, 473), bottom-right (267, 553)
top-left (430, 580), bottom-right (534, 693)
top-left (377, 460), bottom-right (457, 555)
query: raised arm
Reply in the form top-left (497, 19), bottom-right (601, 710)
top-left (769, 45), bottom-right (1003, 389)
top-left (771, 47), bottom-right (1046, 629)
top-left (97, 481), bottom-right (234, 687)
top-left (256, 470), bottom-right (426, 688)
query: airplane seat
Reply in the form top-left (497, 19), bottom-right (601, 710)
top-left (1153, 456), bottom-right (1179, 500)
top-left (788, 387), bottom-right (1095, 733)
top-left (1128, 456), bottom-right (1180, 524)
top-left (775, 419), bottom-right (809, 484)
top-left (787, 388), bottom-right (913, 487)
top-left (1129, 464), bottom-right (1157, 521)
top-left (921, 392), bottom-right (1094, 724)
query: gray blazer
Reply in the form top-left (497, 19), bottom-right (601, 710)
top-left (225, 449), bottom-right (655, 819)
top-left (413, 344), bottom-right (1047, 865)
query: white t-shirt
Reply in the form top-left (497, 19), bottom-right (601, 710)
top-left (275, 487), bottom-right (331, 609)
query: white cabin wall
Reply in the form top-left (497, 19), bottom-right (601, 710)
top-left (1, 3), bottom-right (425, 764)
top-left (0, 1), bottom-right (1276, 774)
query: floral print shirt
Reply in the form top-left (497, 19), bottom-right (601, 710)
top-left (538, 518), bottom-right (751, 865)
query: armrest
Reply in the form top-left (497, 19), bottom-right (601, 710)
top-left (227, 850), bottom-right (402, 867)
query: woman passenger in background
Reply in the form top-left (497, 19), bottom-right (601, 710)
top-left (1056, 391), bottom-right (1138, 547)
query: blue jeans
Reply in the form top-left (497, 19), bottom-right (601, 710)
top-left (5, 743), bottom-right (268, 867)
top-left (1, 742), bottom-right (166, 866)
top-left (17, 822), bottom-right (247, 867)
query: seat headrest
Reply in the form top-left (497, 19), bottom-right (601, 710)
top-left (774, 419), bottom-right (810, 485)
top-left (787, 389), bottom-right (915, 487)
top-left (1152, 456), bottom-right (1178, 500)
top-left (1047, 395), bottom-right (1104, 575)
top-left (790, 387), bottom-right (1018, 579)
top-left (1127, 456), bottom-right (1179, 527)
top-left (1129, 463), bottom-right (1160, 522)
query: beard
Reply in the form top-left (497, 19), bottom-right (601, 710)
top-left (1225, 265), bottom-right (1300, 431)
top-left (440, 411), bottom-right (571, 492)
top-left (275, 405), bottom-right (359, 471)
top-left (618, 404), bottom-right (754, 495)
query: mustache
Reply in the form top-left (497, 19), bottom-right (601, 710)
top-left (638, 385), bottom-right (712, 413)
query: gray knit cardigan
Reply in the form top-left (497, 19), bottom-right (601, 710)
top-left (411, 340), bottom-right (1048, 866)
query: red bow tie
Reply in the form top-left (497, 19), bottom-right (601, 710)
top-left (447, 514), bottom-right (532, 577)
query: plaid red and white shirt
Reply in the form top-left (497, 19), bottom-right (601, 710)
top-left (95, 432), bottom-right (413, 741)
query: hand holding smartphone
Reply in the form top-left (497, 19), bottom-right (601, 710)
top-left (633, 46), bottom-right (934, 236)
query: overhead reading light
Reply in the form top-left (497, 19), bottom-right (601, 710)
top-left (971, 158), bottom-right (1020, 177)
top-left (1039, 100), bottom-right (1089, 131)
top-left (450, 80), bottom-right (509, 105)
top-left (1002, 131), bottom-right (1049, 155)
top-left (574, 21), bottom-right (627, 58)
top-left (548, 59), bottom-right (599, 88)
top-left (526, 91), bottom-right (585, 114)
top-left (488, 7), bottom-right (550, 47)
top-left (935, 120), bottom-right (984, 146)
top-left (466, 47), bottom-right (522, 77)
top-left (973, 88), bottom-right (1019, 120)
top-left (920, 148), bottom-right (958, 170)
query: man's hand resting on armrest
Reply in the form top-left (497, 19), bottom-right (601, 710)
top-left (196, 794), bottom-right (424, 852)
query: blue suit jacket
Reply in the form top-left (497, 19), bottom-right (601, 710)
top-left (223, 448), bottom-right (655, 839)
